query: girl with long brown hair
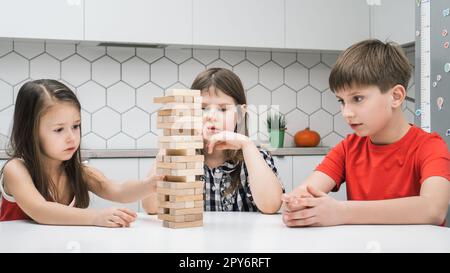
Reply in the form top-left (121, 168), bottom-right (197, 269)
top-left (0, 79), bottom-right (163, 227)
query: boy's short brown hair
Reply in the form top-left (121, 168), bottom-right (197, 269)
top-left (329, 39), bottom-right (412, 93)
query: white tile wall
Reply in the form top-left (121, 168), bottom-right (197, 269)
top-left (0, 40), bottom-right (416, 151)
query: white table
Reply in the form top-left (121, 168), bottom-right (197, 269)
top-left (0, 212), bottom-right (449, 253)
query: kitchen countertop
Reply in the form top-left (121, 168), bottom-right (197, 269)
top-left (0, 147), bottom-right (330, 160)
top-left (1, 212), bottom-right (449, 253)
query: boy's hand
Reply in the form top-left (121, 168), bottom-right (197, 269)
top-left (205, 131), bottom-right (252, 154)
top-left (282, 185), bottom-right (344, 227)
top-left (93, 208), bottom-right (137, 228)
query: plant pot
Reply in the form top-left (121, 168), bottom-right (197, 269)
top-left (269, 130), bottom-right (285, 148)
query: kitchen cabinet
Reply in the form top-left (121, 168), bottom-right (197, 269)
top-left (285, 0), bottom-right (370, 51)
top-left (0, 0), bottom-right (83, 40)
top-left (370, 0), bottom-right (415, 45)
top-left (273, 156), bottom-right (293, 193)
top-left (193, 0), bottom-right (284, 48)
top-left (84, 0), bottom-right (193, 45)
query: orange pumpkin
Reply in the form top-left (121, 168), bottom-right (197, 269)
top-left (294, 127), bottom-right (320, 147)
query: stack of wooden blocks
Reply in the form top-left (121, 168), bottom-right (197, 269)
top-left (153, 89), bottom-right (205, 228)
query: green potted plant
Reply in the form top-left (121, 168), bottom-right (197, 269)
top-left (266, 110), bottom-right (287, 148)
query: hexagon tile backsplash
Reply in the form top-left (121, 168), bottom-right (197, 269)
top-left (0, 40), bottom-right (416, 150)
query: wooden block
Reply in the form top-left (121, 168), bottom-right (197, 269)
top-left (158, 142), bottom-right (203, 149)
top-left (166, 89), bottom-right (201, 97)
top-left (158, 135), bottom-right (202, 143)
top-left (163, 128), bottom-right (202, 136)
top-left (162, 103), bottom-right (201, 110)
top-left (153, 95), bottom-right (201, 104)
top-left (165, 149), bottom-right (197, 156)
top-left (195, 187), bottom-right (204, 195)
top-left (159, 207), bottom-right (203, 216)
top-left (156, 121), bottom-right (202, 130)
top-left (159, 155), bottom-right (204, 163)
top-left (157, 168), bottom-right (204, 176)
top-left (159, 200), bottom-right (195, 209)
top-left (158, 109), bottom-right (202, 117)
top-left (157, 181), bottom-right (204, 189)
top-left (158, 213), bottom-right (203, 223)
top-left (153, 96), bottom-right (184, 104)
top-left (162, 220), bottom-right (203, 229)
top-left (156, 161), bottom-right (187, 170)
top-left (157, 116), bottom-right (202, 123)
top-left (169, 194), bottom-right (203, 202)
top-left (194, 200), bottom-right (204, 208)
top-left (165, 175), bottom-right (197, 182)
top-left (157, 187), bottom-right (196, 196)
top-left (186, 162), bottom-right (203, 169)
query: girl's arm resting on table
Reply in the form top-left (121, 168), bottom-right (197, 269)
top-left (3, 160), bottom-right (135, 227)
top-left (241, 141), bottom-right (283, 214)
top-left (84, 166), bottom-right (162, 204)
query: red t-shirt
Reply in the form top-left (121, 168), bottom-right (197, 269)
top-left (316, 125), bottom-right (450, 222)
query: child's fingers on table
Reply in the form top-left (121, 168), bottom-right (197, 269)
top-left (107, 220), bottom-right (122, 228)
top-left (118, 208), bottom-right (138, 218)
top-left (285, 216), bottom-right (318, 227)
top-left (114, 209), bottom-right (136, 223)
top-left (111, 215), bottom-right (127, 227)
top-left (285, 207), bottom-right (316, 220)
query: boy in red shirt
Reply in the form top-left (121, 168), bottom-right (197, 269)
top-left (282, 39), bottom-right (450, 226)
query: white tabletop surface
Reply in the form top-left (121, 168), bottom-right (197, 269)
top-left (1, 212), bottom-right (449, 253)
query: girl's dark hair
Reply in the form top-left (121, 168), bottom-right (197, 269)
top-left (191, 68), bottom-right (249, 195)
top-left (4, 79), bottom-right (89, 208)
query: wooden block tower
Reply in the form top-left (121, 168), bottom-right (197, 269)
top-left (153, 89), bottom-right (205, 228)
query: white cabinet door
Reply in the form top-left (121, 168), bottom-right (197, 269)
top-left (370, 0), bottom-right (415, 45)
top-left (273, 156), bottom-right (293, 193)
top-left (292, 155), bottom-right (347, 200)
top-left (193, 0), bottom-right (284, 48)
top-left (0, 0), bottom-right (83, 40)
top-left (285, 0), bottom-right (370, 51)
top-left (85, 0), bottom-right (192, 45)
top-left (292, 155), bottom-right (324, 189)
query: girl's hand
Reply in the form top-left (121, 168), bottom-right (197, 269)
top-left (205, 131), bottom-right (252, 154)
top-left (93, 208), bottom-right (137, 228)
top-left (282, 185), bottom-right (344, 227)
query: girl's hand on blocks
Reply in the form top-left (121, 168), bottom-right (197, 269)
top-left (282, 185), bottom-right (343, 227)
top-left (205, 131), bottom-right (252, 154)
top-left (93, 208), bottom-right (137, 228)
